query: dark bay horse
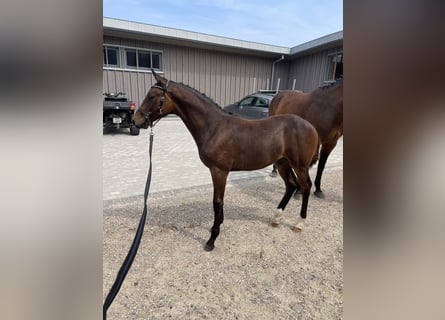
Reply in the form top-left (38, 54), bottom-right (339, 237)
top-left (134, 70), bottom-right (319, 251)
top-left (269, 80), bottom-right (343, 198)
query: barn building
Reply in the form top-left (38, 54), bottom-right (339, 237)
top-left (103, 17), bottom-right (343, 107)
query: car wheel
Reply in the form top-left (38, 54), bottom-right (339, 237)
top-left (130, 124), bottom-right (140, 136)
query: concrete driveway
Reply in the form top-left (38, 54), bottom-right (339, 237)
top-left (103, 116), bottom-right (343, 201)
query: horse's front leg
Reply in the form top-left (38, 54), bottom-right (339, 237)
top-left (314, 140), bottom-right (337, 198)
top-left (204, 167), bottom-right (228, 251)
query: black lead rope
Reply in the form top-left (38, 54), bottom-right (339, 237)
top-left (103, 129), bottom-right (154, 320)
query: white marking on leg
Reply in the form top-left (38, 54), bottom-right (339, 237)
top-left (271, 209), bottom-right (283, 227)
top-left (292, 216), bottom-right (305, 232)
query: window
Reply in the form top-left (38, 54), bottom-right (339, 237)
top-left (126, 49), bottom-right (137, 67)
top-left (103, 46), bottom-right (119, 67)
top-left (103, 45), bottom-right (163, 71)
top-left (138, 51), bottom-right (150, 68)
top-left (255, 98), bottom-right (268, 108)
top-left (325, 52), bottom-right (343, 81)
top-left (124, 48), bottom-right (160, 70)
top-left (239, 97), bottom-right (256, 107)
top-left (152, 52), bottom-right (161, 69)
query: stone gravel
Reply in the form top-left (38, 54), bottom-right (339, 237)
top-left (104, 168), bottom-right (343, 320)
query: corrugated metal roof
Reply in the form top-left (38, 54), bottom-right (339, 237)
top-left (103, 17), bottom-right (342, 58)
top-left (290, 31), bottom-right (343, 56)
top-left (104, 17), bottom-right (289, 56)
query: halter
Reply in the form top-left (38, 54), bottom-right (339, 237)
top-left (139, 80), bottom-right (170, 128)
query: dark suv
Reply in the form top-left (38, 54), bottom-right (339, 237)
top-left (103, 92), bottom-right (140, 135)
top-left (223, 92), bottom-right (275, 119)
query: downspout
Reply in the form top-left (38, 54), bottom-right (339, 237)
top-left (271, 54), bottom-right (284, 91)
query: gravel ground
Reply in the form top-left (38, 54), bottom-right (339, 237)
top-left (103, 168), bottom-right (343, 320)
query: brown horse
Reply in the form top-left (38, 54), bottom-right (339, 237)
top-left (269, 80), bottom-right (343, 198)
top-left (133, 70), bottom-right (319, 251)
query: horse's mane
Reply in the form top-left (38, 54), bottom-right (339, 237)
top-left (318, 77), bottom-right (343, 91)
top-left (173, 81), bottom-right (225, 112)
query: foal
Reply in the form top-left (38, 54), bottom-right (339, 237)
top-left (134, 70), bottom-right (319, 251)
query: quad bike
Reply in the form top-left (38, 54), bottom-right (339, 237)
top-left (103, 92), bottom-right (140, 135)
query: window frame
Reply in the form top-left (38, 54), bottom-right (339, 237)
top-left (239, 96), bottom-right (256, 107)
top-left (324, 51), bottom-right (343, 83)
top-left (255, 97), bottom-right (269, 108)
top-left (103, 45), bottom-right (120, 67)
top-left (103, 44), bottom-right (164, 73)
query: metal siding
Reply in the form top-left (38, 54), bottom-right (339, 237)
top-left (240, 56), bottom-right (247, 97)
top-left (234, 57), bottom-right (240, 99)
top-left (188, 48), bottom-right (195, 88)
top-left (205, 53), bottom-right (211, 97)
top-left (195, 49), bottom-right (202, 90)
top-left (129, 72), bottom-right (138, 105)
top-left (215, 54), bottom-right (222, 105)
top-left (220, 55), bottom-right (227, 105)
top-left (230, 55), bottom-right (237, 101)
top-left (212, 53), bottom-right (217, 98)
top-left (103, 35), bottom-right (340, 107)
top-left (287, 45), bottom-right (343, 92)
top-left (182, 48), bottom-right (189, 85)
top-left (136, 73), bottom-right (144, 106)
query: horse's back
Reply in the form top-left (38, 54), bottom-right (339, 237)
top-left (269, 89), bottom-right (342, 142)
top-left (232, 114), bottom-right (318, 145)
top-left (268, 114), bottom-right (319, 151)
top-left (269, 91), bottom-right (310, 116)
top-left (269, 113), bottom-right (314, 130)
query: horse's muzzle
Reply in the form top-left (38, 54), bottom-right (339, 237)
top-left (133, 111), bottom-right (150, 129)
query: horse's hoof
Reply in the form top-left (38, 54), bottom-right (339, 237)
top-left (271, 221), bottom-right (280, 227)
top-left (271, 209), bottom-right (283, 227)
top-left (204, 243), bottom-right (215, 251)
top-left (314, 191), bottom-right (325, 198)
top-left (270, 171), bottom-right (277, 178)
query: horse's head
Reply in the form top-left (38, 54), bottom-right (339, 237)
top-left (133, 69), bottom-right (175, 129)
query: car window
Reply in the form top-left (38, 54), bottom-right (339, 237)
top-left (239, 97), bottom-right (256, 107)
top-left (255, 98), bottom-right (268, 108)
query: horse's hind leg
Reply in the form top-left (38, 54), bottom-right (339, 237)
top-left (291, 167), bottom-right (312, 232)
top-left (314, 140), bottom-right (337, 198)
top-left (271, 158), bottom-right (298, 227)
top-left (205, 168), bottom-right (228, 251)
top-left (270, 164), bottom-right (278, 177)
top-left (271, 165), bottom-right (302, 195)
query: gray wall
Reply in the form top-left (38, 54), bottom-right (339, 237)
top-left (103, 35), bottom-right (342, 106)
top-left (103, 35), bottom-right (275, 107)
top-left (284, 46), bottom-right (343, 92)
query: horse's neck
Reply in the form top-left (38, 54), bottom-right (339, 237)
top-left (169, 84), bottom-right (221, 145)
top-left (315, 84), bottom-right (342, 105)
top-left (330, 84), bottom-right (343, 105)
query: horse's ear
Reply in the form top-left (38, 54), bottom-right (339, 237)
top-left (151, 69), bottom-right (166, 85)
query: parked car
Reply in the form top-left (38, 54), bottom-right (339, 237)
top-left (223, 92), bottom-right (275, 119)
top-left (103, 92), bottom-right (140, 135)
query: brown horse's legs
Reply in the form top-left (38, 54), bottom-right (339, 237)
top-left (270, 164), bottom-right (278, 177)
top-left (271, 159), bottom-right (298, 226)
top-left (314, 141), bottom-right (337, 197)
top-left (205, 168), bottom-right (228, 251)
top-left (291, 167), bottom-right (312, 232)
top-left (270, 164), bottom-right (301, 193)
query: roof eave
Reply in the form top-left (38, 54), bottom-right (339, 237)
top-left (289, 30), bottom-right (343, 57)
top-left (103, 17), bottom-right (289, 57)
top-left (103, 17), bottom-right (343, 58)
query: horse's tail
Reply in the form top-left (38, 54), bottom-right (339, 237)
top-left (310, 139), bottom-right (321, 168)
